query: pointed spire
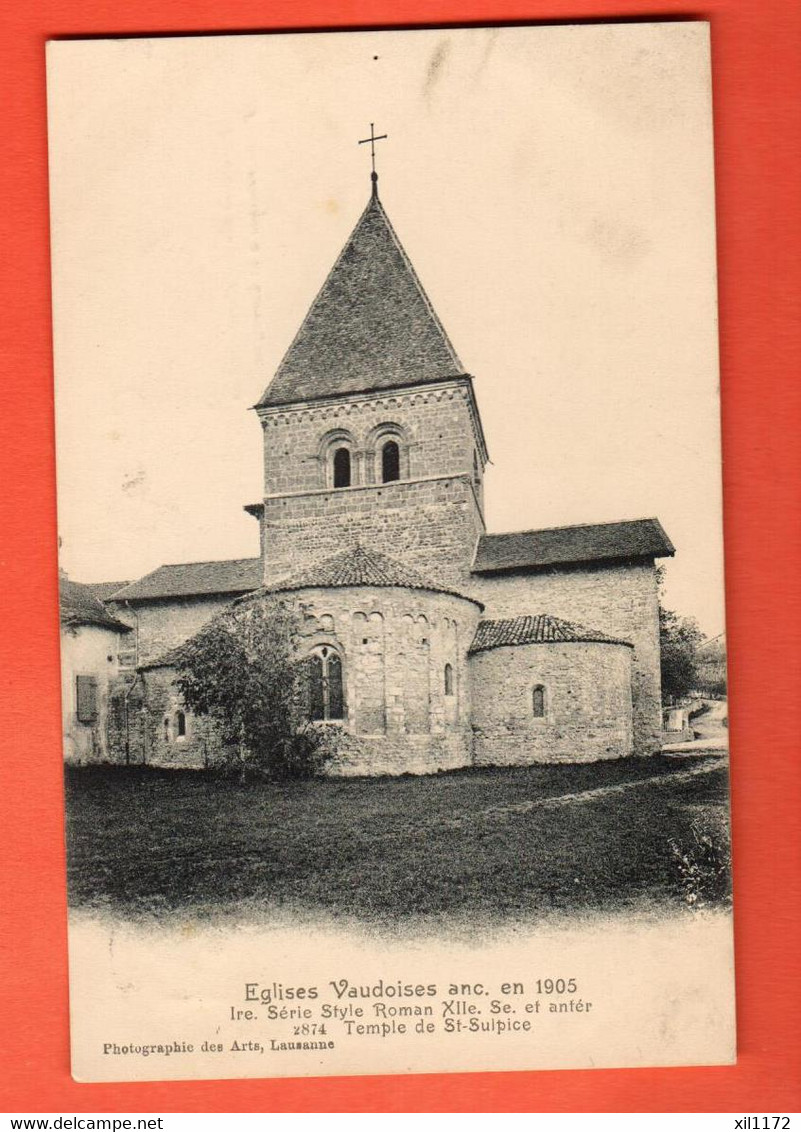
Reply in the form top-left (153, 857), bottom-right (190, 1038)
top-left (257, 187), bottom-right (464, 408)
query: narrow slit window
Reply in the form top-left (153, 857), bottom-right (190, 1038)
top-left (308, 653), bottom-right (325, 720)
top-left (163, 717), bottom-right (170, 742)
top-left (444, 663), bottom-right (454, 696)
top-left (381, 440), bottom-right (400, 483)
top-left (532, 685), bottom-right (546, 718)
top-left (327, 652), bottom-right (344, 720)
top-left (176, 710), bottom-right (186, 737)
top-left (333, 447), bottom-right (351, 488)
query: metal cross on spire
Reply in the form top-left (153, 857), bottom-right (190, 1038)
top-left (358, 123), bottom-right (387, 195)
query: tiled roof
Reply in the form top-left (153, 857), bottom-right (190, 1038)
top-left (472, 518), bottom-right (674, 574)
top-left (141, 547), bottom-right (482, 670)
top-left (256, 192), bottom-right (464, 408)
top-left (469, 614), bottom-right (631, 654)
top-left (112, 558), bottom-right (262, 602)
top-left (271, 545), bottom-right (482, 606)
top-left (59, 576), bottom-right (132, 632)
top-left (83, 580), bottom-right (130, 602)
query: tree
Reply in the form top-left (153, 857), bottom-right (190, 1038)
top-left (695, 637), bottom-right (728, 698)
top-left (172, 596), bottom-right (328, 779)
top-left (656, 567), bottom-right (705, 703)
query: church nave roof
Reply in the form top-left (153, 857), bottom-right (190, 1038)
top-left (472, 518), bottom-right (675, 575)
top-left (111, 557), bottom-right (262, 602)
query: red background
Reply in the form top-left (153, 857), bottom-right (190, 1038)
top-left (1, 0), bottom-right (799, 1114)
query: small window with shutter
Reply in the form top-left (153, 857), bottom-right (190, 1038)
top-left (76, 675), bottom-right (98, 723)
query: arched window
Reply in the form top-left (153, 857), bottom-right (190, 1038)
top-left (532, 685), bottom-right (546, 718)
top-left (381, 440), bottom-right (400, 483)
top-left (444, 663), bottom-right (454, 697)
top-left (333, 447), bottom-right (351, 488)
top-left (308, 646), bottom-right (344, 721)
top-left (176, 710), bottom-right (186, 738)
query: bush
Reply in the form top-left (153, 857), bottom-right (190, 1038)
top-left (172, 596), bottom-right (329, 780)
top-left (668, 812), bottom-right (731, 908)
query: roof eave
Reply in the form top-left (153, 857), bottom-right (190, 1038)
top-left (113, 585), bottom-right (259, 604)
top-left (468, 637), bottom-right (634, 656)
top-left (271, 578), bottom-right (485, 612)
top-left (471, 550), bottom-right (673, 577)
top-left (253, 372), bottom-right (472, 413)
top-left (61, 614), bottom-right (132, 633)
top-left (646, 517), bottom-right (676, 557)
top-left (462, 375), bottom-right (489, 465)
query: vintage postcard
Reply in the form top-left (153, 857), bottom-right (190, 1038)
top-left (47, 23), bottom-right (735, 1082)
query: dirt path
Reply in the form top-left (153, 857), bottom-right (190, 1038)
top-left (663, 700), bottom-right (729, 753)
top-left (435, 756), bottom-right (725, 831)
top-left (693, 700), bottom-right (728, 740)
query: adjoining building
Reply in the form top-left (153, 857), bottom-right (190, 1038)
top-left (59, 574), bottom-right (132, 765)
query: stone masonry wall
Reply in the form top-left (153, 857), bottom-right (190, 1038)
top-left (291, 584), bottom-right (481, 776)
top-left (118, 584), bottom-right (481, 777)
top-left (260, 382), bottom-right (485, 495)
top-left (132, 594), bottom-right (246, 666)
top-left (263, 477), bottom-right (483, 589)
top-left (470, 640), bottom-right (633, 765)
top-left (471, 561), bottom-right (662, 756)
top-left (140, 667), bottom-right (223, 770)
top-left (107, 666), bottom-right (225, 770)
top-left (258, 382), bottom-right (486, 588)
top-left (102, 596), bottom-right (250, 766)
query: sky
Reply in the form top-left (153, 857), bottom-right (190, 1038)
top-left (47, 23), bottom-right (725, 636)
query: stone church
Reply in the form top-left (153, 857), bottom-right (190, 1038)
top-left (62, 173), bottom-right (674, 776)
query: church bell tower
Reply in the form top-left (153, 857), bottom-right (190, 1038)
top-left (248, 146), bottom-right (489, 589)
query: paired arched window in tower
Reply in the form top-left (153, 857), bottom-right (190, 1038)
top-left (308, 646), bottom-right (345, 721)
top-left (332, 447), bottom-right (351, 489)
top-left (320, 426), bottom-right (408, 488)
top-left (381, 440), bottom-right (400, 483)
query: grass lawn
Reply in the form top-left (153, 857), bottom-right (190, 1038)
top-left (65, 755), bottom-right (730, 924)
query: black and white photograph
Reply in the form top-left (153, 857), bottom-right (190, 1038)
top-left (48, 22), bottom-right (735, 1082)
